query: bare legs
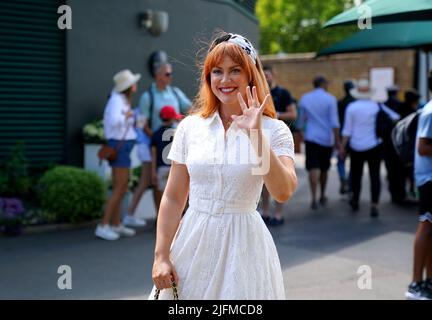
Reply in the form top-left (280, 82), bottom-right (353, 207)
top-left (102, 167), bottom-right (129, 227)
top-left (320, 170), bottom-right (328, 204)
top-left (308, 169), bottom-right (329, 209)
top-left (308, 169), bottom-right (319, 207)
top-left (260, 185), bottom-right (285, 223)
top-left (412, 221), bottom-right (432, 283)
top-left (274, 202), bottom-right (284, 220)
top-left (128, 162), bottom-right (151, 216)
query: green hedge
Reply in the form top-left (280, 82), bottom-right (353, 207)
top-left (38, 166), bottom-right (107, 223)
top-left (0, 141), bottom-right (31, 197)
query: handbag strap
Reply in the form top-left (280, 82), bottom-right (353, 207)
top-left (113, 114), bottom-right (133, 151)
top-left (154, 281), bottom-right (179, 300)
top-left (148, 84), bottom-right (154, 130)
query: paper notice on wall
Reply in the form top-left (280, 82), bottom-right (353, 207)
top-left (370, 67), bottom-right (394, 102)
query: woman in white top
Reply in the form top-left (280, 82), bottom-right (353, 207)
top-left (149, 33), bottom-right (297, 299)
top-left (95, 70), bottom-right (140, 241)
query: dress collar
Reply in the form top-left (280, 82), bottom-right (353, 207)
top-left (202, 111), bottom-right (220, 126)
top-left (202, 111), bottom-right (241, 133)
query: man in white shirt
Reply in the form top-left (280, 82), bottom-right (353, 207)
top-left (340, 79), bottom-right (399, 217)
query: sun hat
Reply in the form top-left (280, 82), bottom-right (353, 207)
top-left (113, 69), bottom-right (141, 93)
top-left (350, 78), bottom-right (374, 99)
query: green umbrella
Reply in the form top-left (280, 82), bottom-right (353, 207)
top-left (317, 21), bottom-right (432, 99)
top-left (318, 21), bottom-right (432, 56)
top-left (324, 0), bottom-right (432, 28)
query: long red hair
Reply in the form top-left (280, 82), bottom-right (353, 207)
top-left (191, 36), bottom-right (276, 119)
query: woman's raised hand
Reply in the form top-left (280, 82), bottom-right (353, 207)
top-left (233, 86), bottom-right (271, 131)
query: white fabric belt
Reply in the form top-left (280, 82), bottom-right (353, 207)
top-left (189, 197), bottom-right (256, 215)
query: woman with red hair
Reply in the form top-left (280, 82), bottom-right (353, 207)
top-left (150, 32), bottom-right (297, 299)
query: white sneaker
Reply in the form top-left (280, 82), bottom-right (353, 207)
top-left (95, 224), bottom-right (120, 241)
top-left (111, 224), bottom-right (136, 237)
top-left (123, 215), bottom-right (147, 227)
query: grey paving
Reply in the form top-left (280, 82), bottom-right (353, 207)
top-left (0, 158), bottom-right (418, 299)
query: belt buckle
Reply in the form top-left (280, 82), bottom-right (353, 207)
top-left (212, 200), bottom-right (225, 215)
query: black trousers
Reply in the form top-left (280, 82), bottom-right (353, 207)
top-left (350, 144), bottom-right (383, 204)
top-left (382, 138), bottom-right (407, 202)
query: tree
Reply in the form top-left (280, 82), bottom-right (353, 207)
top-left (256, 0), bottom-right (358, 54)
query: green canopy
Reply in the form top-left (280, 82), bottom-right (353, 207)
top-left (324, 0), bottom-right (432, 28)
top-left (317, 21), bottom-right (432, 56)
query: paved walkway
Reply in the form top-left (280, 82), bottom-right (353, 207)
top-left (0, 156), bottom-right (418, 299)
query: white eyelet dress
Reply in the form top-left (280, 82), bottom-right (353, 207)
top-left (148, 112), bottom-right (295, 300)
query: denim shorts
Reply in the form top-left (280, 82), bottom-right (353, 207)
top-left (107, 139), bottom-right (135, 168)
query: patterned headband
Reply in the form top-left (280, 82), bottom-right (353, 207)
top-left (227, 33), bottom-right (257, 64)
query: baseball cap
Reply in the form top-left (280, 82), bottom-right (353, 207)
top-left (160, 105), bottom-right (183, 121)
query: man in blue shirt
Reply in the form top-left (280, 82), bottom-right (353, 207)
top-left (297, 76), bottom-right (340, 209)
top-left (406, 72), bottom-right (432, 300)
top-left (139, 62), bottom-right (191, 133)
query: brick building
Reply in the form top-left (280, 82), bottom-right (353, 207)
top-left (261, 50), bottom-right (417, 102)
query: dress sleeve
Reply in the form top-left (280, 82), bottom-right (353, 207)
top-left (167, 117), bottom-right (189, 164)
top-left (270, 120), bottom-right (295, 161)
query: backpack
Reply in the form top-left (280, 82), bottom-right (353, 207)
top-left (391, 110), bottom-right (420, 167)
top-left (375, 103), bottom-right (395, 139)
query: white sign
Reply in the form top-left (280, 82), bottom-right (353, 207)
top-left (370, 67), bottom-right (394, 102)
